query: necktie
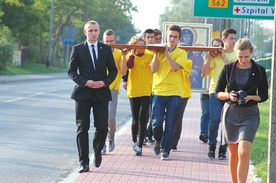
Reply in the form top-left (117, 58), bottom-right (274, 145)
top-left (91, 45), bottom-right (97, 68)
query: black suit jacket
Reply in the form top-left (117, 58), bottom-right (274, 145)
top-left (68, 41), bottom-right (117, 101)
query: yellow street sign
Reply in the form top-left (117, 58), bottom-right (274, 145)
top-left (208, 0), bottom-right (228, 8)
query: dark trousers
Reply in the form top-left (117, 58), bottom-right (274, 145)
top-left (146, 95), bottom-right (153, 138)
top-left (173, 98), bottom-right (188, 146)
top-left (200, 94), bottom-right (210, 136)
top-left (129, 96), bottom-right (150, 147)
top-left (75, 96), bottom-right (108, 166)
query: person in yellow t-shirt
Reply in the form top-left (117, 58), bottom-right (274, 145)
top-left (122, 36), bottom-right (153, 156)
top-left (199, 39), bottom-right (223, 145)
top-left (154, 28), bottom-right (162, 44)
top-left (143, 28), bottom-right (162, 145)
top-left (172, 59), bottom-right (192, 151)
top-left (201, 28), bottom-right (237, 160)
top-left (101, 29), bottom-right (122, 155)
top-left (121, 29), bottom-right (155, 90)
top-left (151, 24), bottom-right (187, 160)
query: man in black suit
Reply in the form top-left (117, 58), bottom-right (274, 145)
top-left (68, 20), bottom-right (117, 173)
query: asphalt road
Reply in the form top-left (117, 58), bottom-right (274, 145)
top-left (0, 74), bottom-right (131, 183)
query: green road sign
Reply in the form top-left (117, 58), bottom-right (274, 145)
top-left (194, 0), bottom-right (275, 20)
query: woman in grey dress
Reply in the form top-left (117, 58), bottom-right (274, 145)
top-left (215, 38), bottom-right (268, 183)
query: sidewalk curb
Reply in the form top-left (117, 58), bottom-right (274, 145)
top-left (61, 119), bottom-right (132, 183)
top-left (0, 73), bottom-right (68, 84)
top-left (249, 160), bottom-right (262, 183)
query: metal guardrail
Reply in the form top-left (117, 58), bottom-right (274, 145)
top-left (255, 56), bottom-right (272, 84)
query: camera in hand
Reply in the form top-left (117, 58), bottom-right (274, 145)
top-left (233, 90), bottom-right (247, 106)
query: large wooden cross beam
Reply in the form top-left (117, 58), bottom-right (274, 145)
top-left (110, 44), bottom-right (220, 52)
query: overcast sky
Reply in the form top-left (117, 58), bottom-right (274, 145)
top-left (130, 0), bottom-right (170, 32)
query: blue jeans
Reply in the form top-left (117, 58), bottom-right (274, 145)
top-left (173, 98), bottom-right (188, 146)
top-left (152, 95), bottom-right (181, 153)
top-left (200, 94), bottom-right (209, 136)
top-left (208, 94), bottom-right (224, 147)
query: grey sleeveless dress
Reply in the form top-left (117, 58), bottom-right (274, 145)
top-left (221, 67), bottom-right (260, 145)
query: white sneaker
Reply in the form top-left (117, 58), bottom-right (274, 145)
top-left (161, 150), bottom-right (170, 160)
top-left (101, 144), bottom-right (106, 155)
top-left (132, 142), bottom-right (142, 156)
top-left (136, 147), bottom-right (142, 156)
top-left (109, 139), bottom-right (115, 152)
top-left (132, 142), bottom-right (138, 152)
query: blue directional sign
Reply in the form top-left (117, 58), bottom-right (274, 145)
top-left (62, 26), bottom-right (76, 45)
top-left (62, 38), bottom-right (73, 45)
top-left (194, 0), bottom-right (275, 20)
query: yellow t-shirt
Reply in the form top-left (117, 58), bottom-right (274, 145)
top-left (109, 49), bottom-right (122, 93)
top-left (145, 49), bottom-right (154, 56)
top-left (182, 59), bottom-right (192, 99)
top-left (209, 51), bottom-right (237, 94)
top-left (127, 53), bottom-right (153, 98)
top-left (152, 48), bottom-right (187, 96)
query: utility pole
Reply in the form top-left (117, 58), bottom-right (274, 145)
top-left (267, 2), bottom-right (276, 182)
top-left (47, 0), bottom-right (54, 68)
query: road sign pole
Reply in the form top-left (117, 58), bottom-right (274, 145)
top-left (267, 2), bottom-right (276, 182)
top-left (64, 44), bottom-right (70, 68)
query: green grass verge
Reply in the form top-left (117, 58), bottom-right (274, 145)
top-left (0, 63), bottom-right (67, 75)
top-left (251, 99), bottom-right (269, 182)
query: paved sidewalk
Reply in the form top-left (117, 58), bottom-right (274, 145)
top-left (62, 93), bottom-right (256, 183)
top-left (0, 73), bottom-right (258, 182)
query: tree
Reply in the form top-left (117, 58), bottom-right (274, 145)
top-left (1, 0), bottom-right (49, 65)
top-left (51, 0), bottom-right (137, 44)
top-left (159, 0), bottom-right (204, 27)
top-left (252, 21), bottom-right (273, 57)
top-left (0, 26), bottom-right (16, 70)
top-left (0, 0), bottom-right (138, 68)
top-left (49, 0), bottom-right (137, 67)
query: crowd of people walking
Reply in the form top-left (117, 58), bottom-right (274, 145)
top-left (67, 20), bottom-right (268, 183)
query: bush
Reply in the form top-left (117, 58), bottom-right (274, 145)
top-left (0, 26), bottom-right (16, 70)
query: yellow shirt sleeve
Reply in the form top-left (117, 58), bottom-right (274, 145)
top-left (109, 49), bottom-right (123, 93)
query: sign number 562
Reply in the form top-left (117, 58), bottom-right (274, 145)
top-left (208, 0), bottom-right (228, 8)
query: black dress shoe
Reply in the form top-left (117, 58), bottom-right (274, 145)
top-left (79, 164), bottom-right (90, 173)
top-left (199, 134), bottom-right (208, 143)
top-left (93, 153), bottom-right (102, 168)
